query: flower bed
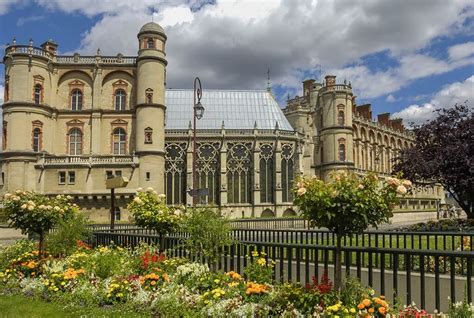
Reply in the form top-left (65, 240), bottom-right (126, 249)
top-left (0, 240), bottom-right (471, 317)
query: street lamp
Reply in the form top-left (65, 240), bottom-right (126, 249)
top-left (192, 77), bottom-right (204, 206)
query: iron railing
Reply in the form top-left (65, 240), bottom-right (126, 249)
top-left (90, 231), bottom-right (473, 312)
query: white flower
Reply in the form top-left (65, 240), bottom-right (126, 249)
top-left (66, 195), bottom-right (73, 200)
top-left (386, 177), bottom-right (401, 187)
top-left (4, 193), bottom-right (11, 199)
top-left (396, 185), bottom-right (408, 195)
top-left (358, 184), bottom-right (364, 190)
top-left (402, 180), bottom-right (412, 188)
top-left (21, 204), bottom-right (27, 209)
top-left (146, 187), bottom-right (154, 192)
top-left (136, 187), bottom-right (143, 192)
top-left (56, 195), bottom-right (62, 199)
top-left (54, 206), bottom-right (61, 211)
top-left (158, 194), bottom-right (166, 199)
top-left (27, 205), bottom-right (35, 211)
top-left (297, 187), bottom-right (307, 196)
top-left (12, 196), bottom-right (20, 201)
top-left (133, 197), bottom-right (142, 204)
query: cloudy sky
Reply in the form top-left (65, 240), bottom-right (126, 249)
top-left (0, 0), bottom-right (473, 125)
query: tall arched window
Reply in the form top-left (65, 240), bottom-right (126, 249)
top-left (71, 89), bottom-right (83, 111)
top-left (259, 144), bottom-right (274, 203)
top-left (68, 128), bottom-right (82, 155)
top-left (32, 128), bottom-right (41, 152)
top-left (338, 110), bottom-right (344, 126)
top-left (113, 128), bottom-right (126, 155)
top-left (165, 143), bottom-right (187, 205)
top-left (3, 122), bottom-right (7, 150)
top-left (114, 89), bottom-right (126, 111)
top-left (339, 143), bottom-right (346, 161)
top-left (34, 84), bottom-right (42, 104)
top-left (227, 143), bottom-right (252, 204)
top-left (281, 144), bottom-right (295, 202)
top-left (196, 142), bottom-right (220, 204)
top-left (147, 38), bottom-right (154, 49)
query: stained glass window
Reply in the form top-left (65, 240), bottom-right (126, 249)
top-left (259, 143), bottom-right (274, 203)
top-left (227, 142), bottom-right (252, 204)
top-left (165, 143), bottom-right (187, 205)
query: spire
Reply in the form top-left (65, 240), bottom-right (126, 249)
top-left (266, 68), bottom-right (271, 92)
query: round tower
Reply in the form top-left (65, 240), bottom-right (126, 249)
top-left (135, 22), bottom-right (167, 192)
top-left (315, 75), bottom-right (354, 180)
top-left (1, 39), bottom-right (56, 192)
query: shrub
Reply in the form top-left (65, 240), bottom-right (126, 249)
top-left (180, 207), bottom-right (233, 265)
top-left (45, 213), bottom-right (91, 257)
top-left (0, 239), bottom-right (35, 272)
top-left (243, 250), bottom-right (274, 284)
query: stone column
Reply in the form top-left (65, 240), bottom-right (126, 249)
top-left (275, 139), bottom-right (282, 205)
top-left (252, 141), bottom-right (260, 206)
top-left (220, 139), bottom-right (227, 206)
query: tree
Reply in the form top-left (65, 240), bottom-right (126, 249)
top-left (127, 187), bottom-right (183, 250)
top-left (293, 172), bottom-right (410, 290)
top-left (394, 105), bottom-right (474, 219)
top-left (2, 191), bottom-right (79, 258)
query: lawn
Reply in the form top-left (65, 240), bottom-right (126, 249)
top-left (0, 295), bottom-right (150, 318)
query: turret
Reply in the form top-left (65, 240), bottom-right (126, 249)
top-left (315, 75), bottom-right (354, 179)
top-left (135, 22), bottom-right (167, 192)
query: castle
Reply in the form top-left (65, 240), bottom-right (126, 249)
top-left (0, 22), bottom-right (443, 222)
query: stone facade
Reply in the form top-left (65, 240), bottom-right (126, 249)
top-left (283, 77), bottom-right (444, 215)
top-left (1, 22), bottom-right (443, 222)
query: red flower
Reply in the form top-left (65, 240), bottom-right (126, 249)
top-left (309, 272), bottom-right (333, 294)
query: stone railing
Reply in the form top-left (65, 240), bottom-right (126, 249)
top-left (319, 84), bottom-right (352, 93)
top-left (36, 155), bottom-right (139, 168)
top-left (4, 45), bottom-right (137, 65)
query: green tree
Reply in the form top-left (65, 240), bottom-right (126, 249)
top-left (293, 172), bottom-right (410, 289)
top-left (127, 188), bottom-right (183, 249)
top-left (180, 207), bottom-right (233, 267)
top-left (2, 191), bottom-right (79, 258)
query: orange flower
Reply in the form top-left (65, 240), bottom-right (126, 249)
top-left (362, 299), bottom-right (371, 307)
top-left (380, 295), bottom-right (385, 300)
top-left (379, 307), bottom-right (386, 314)
top-left (368, 308), bottom-right (374, 313)
top-left (357, 303), bottom-right (365, 310)
top-left (163, 273), bottom-right (169, 282)
top-left (150, 281), bottom-right (156, 286)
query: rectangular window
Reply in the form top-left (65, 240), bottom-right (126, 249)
top-left (115, 170), bottom-right (122, 177)
top-left (58, 171), bottom-right (66, 185)
top-left (68, 171), bottom-right (76, 184)
top-left (0, 172), bottom-right (4, 186)
top-left (106, 170), bottom-right (114, 180)
top-left (146, 172), bottom-right (151, 181)
top-left (114, 208), bottom-right (121, 221)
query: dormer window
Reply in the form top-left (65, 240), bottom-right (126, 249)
top-left (146, 38), bottom-right (154, 49)
top-left (145, 88), bottom-right (153, 103)
top-left (114, 89), bottom-right (126, 111)
top-left (144, 127), bottom-right (153, 144)
top-left (71, 89), bottom-right (83, 111)
top-left (34, 84), bottom-right (42, 104)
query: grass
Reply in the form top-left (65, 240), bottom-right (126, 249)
top-left (0, 295), bottom-right (151, 318)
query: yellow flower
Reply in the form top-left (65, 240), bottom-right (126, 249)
top-left (251, 250), bottom-right (259, 257)
top-left (257, 258), bottom-right (266, 266)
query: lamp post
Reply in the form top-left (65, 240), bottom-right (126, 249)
top-left (192, 77), bottom-right (204, 207)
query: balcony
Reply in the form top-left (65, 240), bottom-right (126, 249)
top-left (35, 155), bottom-right (139, 169)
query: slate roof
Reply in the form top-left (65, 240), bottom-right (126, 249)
top-left (165, 89), bottom-right (294, 131)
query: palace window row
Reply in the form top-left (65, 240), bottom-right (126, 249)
top-left (164, 142), bottom-right (295, 206)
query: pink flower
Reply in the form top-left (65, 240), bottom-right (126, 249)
top-left (402, 179), bottom-right (412, 188)
top-left (396, 185), bottom-right (407, 195)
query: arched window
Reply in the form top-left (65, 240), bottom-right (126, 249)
top-left (32, 128), bottom-right (41, 152)
top-left (68, 128), bottom-right (82, 155)
top-left (196, 142), bottom-right (220, 204)
top-left (281, 144), bottom-right (295, 202)
top-left (114, 89), bottom-right (126, 111)
top-left (339, 143), bottom-right (346, 161)
top-left (144, 127), bottom-right (153, 144)
top-left (145, 88), bottom-right (153, 104)
top-left (3, 122), bottom-right (7, 150)
top-left (259, 144), bottom-right (274, 203)
top-left (146, 38), bottom-right (154, 49)
top-left (34, 84), bottom-right (42, 104)
top-left (113, 128), bottom-right (126, 155)
top-left (165, 143), bottom-right (187, 205)
top-left (71, 89), bottom-right (83, 111)
top-left (227, 143), bottom-right (252, 204)
top-left (338, 110), bottom-right (344, 125)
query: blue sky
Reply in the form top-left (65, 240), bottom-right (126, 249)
top-left (1, 0), bottom-right (473, 125)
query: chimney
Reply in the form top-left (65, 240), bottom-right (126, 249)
top-left (356, 104), bottom-right (372, 120)
top-left (325, 75), bottom-right (336, 87)
top-left (303, 79), bottom-right (315, 101)
top-left (389, 118), bottom-right (404, 132)
top-left (377, 113), bottom-right (390, 126)
top-left (41, 39), bottom-right (58, 55)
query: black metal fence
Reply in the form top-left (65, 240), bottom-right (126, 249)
top-left (90, 231), bottom-right (473, 312)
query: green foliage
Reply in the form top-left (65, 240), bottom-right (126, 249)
top-left (339, 276), bottom-right (372, 308)
top-left (243, 250), bottom-right (274, 284)
top-left (180, 208), bottom-right (233, 263)
top-left (45, 213), bottom-right (91, 257)
top-left (448, 298), bottom-right (474, 318)
top-left (127, 188), bottom-right (182, 236)
top-left (293, 172), bottom-right (409, 235)
top-left (0, 239), bottom-right (35, 272)
top-left (87, 247), bottom-right (126, 279)
top-left (2, 191), bottom-right (79, 236)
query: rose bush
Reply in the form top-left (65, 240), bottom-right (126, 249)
top-left (293, 172), bottom-right (411, 289)
top-left (2, 191), bottom-right (79, 257)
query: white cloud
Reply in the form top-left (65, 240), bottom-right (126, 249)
top-left (0, 84), bottom-right (4, 105)
top-left (28, 0), bottom-right (474, 97)
top-left (386, 94), bottom-right (397, 102)
top-left (17, 15), bottom-right (45, 26)
top-left (0, 0), bottom-right (27, 15)
top-left (448, 41), bottom-right (474, 60)
top-left (393, 75), bottom-right (474, 125)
